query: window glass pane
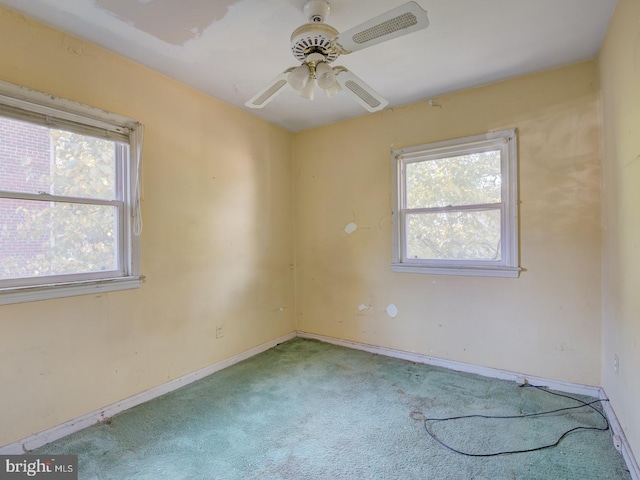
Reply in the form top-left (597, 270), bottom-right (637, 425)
top-left (0, 116), bottom-right (117, 200)
top-left (0, 117), bottom-right (51, 195)
top-left (51, 129), bottom-right (117, 200)
top-left (406, 151), bottom-right (501, 209)
top-left (0, 198), bottom-right (118, 280)
top-left (406, 209), bottom-right (501, 261)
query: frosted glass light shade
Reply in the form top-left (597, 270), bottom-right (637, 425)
top-left (288, 65), bottom-right (311, 91)
top-left (299, 77), bottom-right (316, 100)
top-left (315, 61), bottom-right (336, 89)
top-left (323, 81), bottom-right (342, 98)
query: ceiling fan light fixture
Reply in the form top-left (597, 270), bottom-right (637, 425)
top-left (322, 80), bottom-right (342, 98)
top-left (288, 64), bottom-right (311, 91)
top-left (299, 76), bottom-right (316, 100)
top-left (315, 61), bottom-right (337, 89)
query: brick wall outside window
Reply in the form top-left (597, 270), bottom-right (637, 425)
top-left (0, 117), bottom-right (52, 278)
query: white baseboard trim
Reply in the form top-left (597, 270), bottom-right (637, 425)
top-left (298, 331), bottom-right (639, 477)
top-left (0, 332), bottom-right (296, 455)
top-left (600, 389), bottom-right (640, 480)
top-left (296, 331), bottom-right (601, 397)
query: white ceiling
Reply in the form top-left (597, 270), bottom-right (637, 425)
top-left (0, 0), bottom-right (617, 132)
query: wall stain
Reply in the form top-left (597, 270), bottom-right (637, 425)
top-left (624, 154), bottom-right (640, 169)
top-left (0, 8), bottom-right (36, 28)
top-left (62, 35), bottom-right (85, 56)
top-left (635, 30), bottom-right (640, 71)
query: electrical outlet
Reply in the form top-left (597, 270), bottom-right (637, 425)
top-left (216, 326), bottom-right (223, 338)
top-left (613, 354), bottom-right (619, 373)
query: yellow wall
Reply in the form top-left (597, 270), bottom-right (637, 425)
top-left (0, 3), bottom-right (625, 456)
top-left (599, 0), bottom-right (640, 459)
top-left (294, 61), bottom-right (603, 386)
top-left (0, 7), bottom-right (295, 447)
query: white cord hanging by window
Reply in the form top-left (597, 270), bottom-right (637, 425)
top-left (132, 123), bottom-right (144, 237)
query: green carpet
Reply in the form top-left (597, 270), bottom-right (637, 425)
top-left (34, 338), bottom-right (630, 479)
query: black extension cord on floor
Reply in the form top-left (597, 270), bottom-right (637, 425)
top-left (423, 384), bottom-right (610, 457)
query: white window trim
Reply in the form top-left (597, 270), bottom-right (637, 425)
top-left (0, 80), bottom-right (143, 305)
top-left (391, 129), bottom-right (520, 278)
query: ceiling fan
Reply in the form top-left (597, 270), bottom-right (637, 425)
top-left (245, 0), bottom-right (429, 112)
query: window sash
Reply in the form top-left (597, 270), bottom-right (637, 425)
top-left (0, 198), bottom-right (127, 289)
top-left (0, 191), bottom-right (123, 206)
top-left (403, 148), bottom-right (503, 209)
top-left (400, 204), bottom-right (505, 265)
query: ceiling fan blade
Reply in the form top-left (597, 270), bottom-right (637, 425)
top-left (334, 67), bottom-right (388, 112)
top-left (333, 1), bottom-right (429, 54)
top-left (245, 68), bottom-right (294, 109)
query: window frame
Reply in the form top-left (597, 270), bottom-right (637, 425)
top-left (391, 129), bottom-right (520, 278)
top-left (0, 80), bottom-right (143, 304)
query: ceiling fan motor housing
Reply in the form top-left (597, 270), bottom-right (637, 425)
top-left (303, 0), bottom-right (331, 23)
top-left (290, 23), bottom-right (340, 63)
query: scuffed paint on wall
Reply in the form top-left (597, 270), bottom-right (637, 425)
top-left (344, 222), bottom-right (357, 234)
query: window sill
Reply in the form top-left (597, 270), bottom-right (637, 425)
top-left (0, 276), bottom-right (142, 305)
top-left (391, 263), bottom-right (521, 278)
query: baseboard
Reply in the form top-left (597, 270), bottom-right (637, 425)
top-left (600, 389), bottom-right (640, 480)
top-left (296, 331), bottom-right (601, 397)
top-left (0, 331), bottom-right (296, 454)
top-left (297, 331), bottom-right (640, 477)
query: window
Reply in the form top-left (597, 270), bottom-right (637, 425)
top-left (0, 81), bottom-right (143, 304)
top-left (391, 129), bottom-right (519, 277)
